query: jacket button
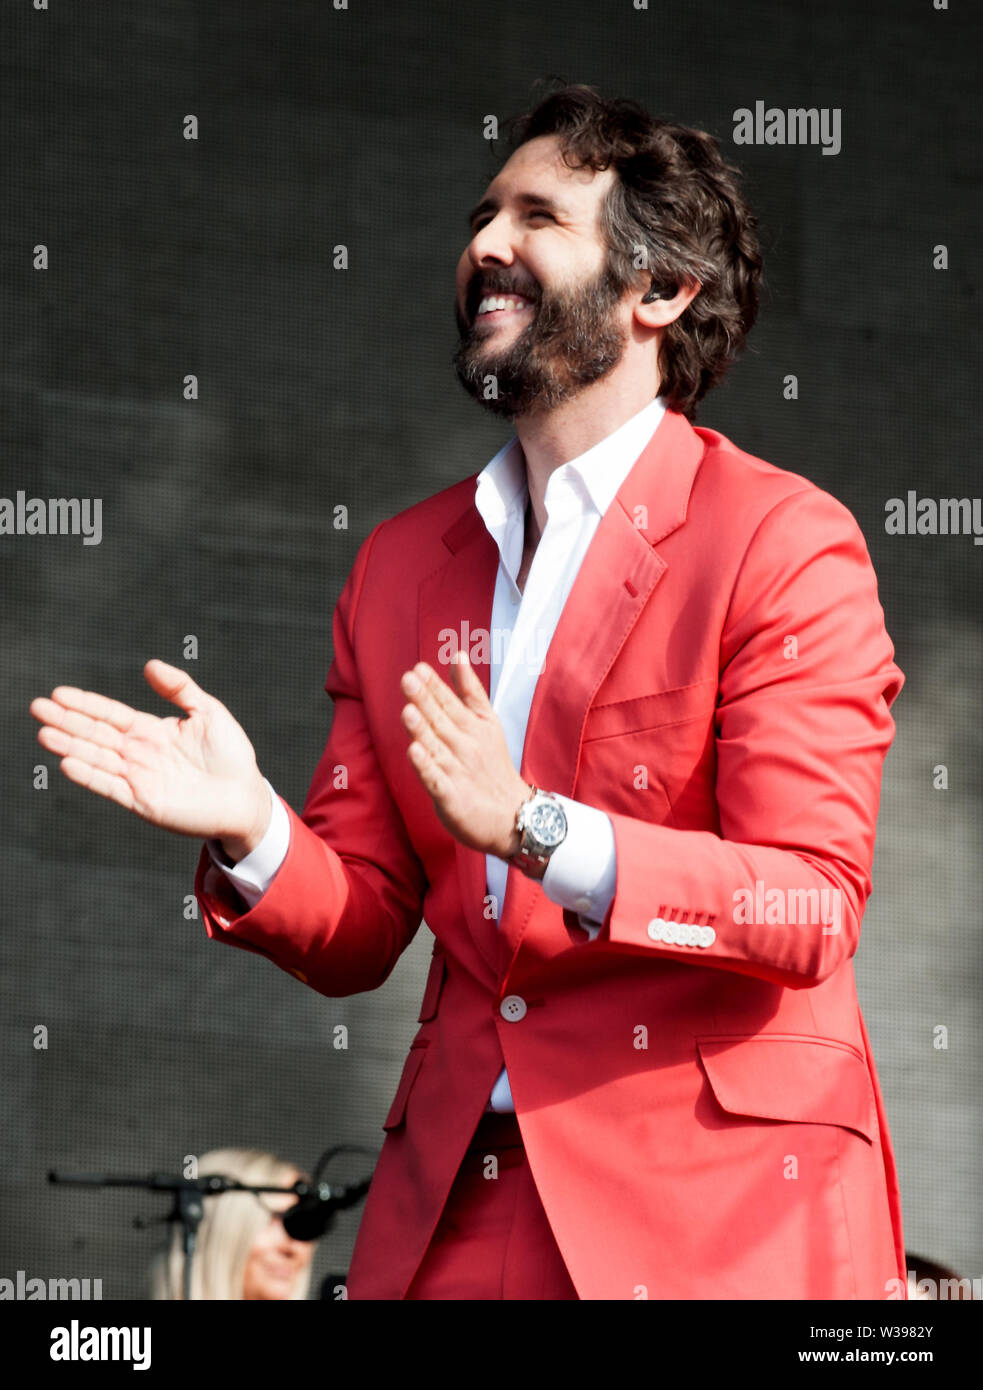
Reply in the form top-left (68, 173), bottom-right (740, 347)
top-left (500, 995), bottom-right (527, 1022)
top-left (647, 918), bottom-right (666, 940)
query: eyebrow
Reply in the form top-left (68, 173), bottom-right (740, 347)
top-left (466, 192), bottom-right (568, 230)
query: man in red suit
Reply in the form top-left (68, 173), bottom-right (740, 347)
top-left (32, 84), bottom-right (906, 1299)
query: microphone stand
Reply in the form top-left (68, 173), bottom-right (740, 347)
top-left (48, 1169), bottom-right (306, 1302)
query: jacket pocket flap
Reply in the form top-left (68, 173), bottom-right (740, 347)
top-left (382, 1042), bottom-right (428, 1131)
top-left (583, 678), bottom-right (716, 742)
top-left (697, 1035), bottom-right (876, 1143)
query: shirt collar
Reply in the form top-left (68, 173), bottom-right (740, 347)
top-left (474, 394), bottom-right (667, 536)
top-left (558, 394), bottom-right (667, 515)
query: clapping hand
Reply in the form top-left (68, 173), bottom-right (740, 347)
top-left (30, 659), bottom-right (271, 860)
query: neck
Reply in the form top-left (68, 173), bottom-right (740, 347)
top-left (514, 370), bottom-right (660, 540)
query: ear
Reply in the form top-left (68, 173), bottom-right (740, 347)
top-left (633, 278), bottom-right (701, 330)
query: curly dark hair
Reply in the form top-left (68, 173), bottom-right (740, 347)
top-left (501, 82), bottom-right (763, 421)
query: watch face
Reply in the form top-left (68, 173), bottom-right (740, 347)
top-left (530, 800), bottom-right (566, 848)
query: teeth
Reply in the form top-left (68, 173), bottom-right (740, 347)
top-left (477, 295), bottom-right (531, 315)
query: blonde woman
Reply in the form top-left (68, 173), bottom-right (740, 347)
top-left (150, 1148), bottom-right (315, 1300)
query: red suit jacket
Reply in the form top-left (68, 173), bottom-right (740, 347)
top-left (195, 408), bottom-right (907, 1300)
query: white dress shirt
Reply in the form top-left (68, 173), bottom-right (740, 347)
top-left (208, 394), bottom-right (668, 1113)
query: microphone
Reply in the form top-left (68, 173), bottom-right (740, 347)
top-left (283, 1177), bottom-right (372, 1241)
top-left (642, 281), bottom-right (678, 303)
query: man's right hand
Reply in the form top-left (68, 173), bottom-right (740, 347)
top-left (29, 659), bottom-right (271, 862)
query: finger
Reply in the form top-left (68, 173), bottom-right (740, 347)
top-left (59, 755), bottom-right (138, 813)
top-left (401, 664), bottom-right (467, 744)
top-left (31, 688), bottom-right (141, 737)
top-left (31, 696), bottom-right (129, 755)
top-left (37, 723), bottom-right (128, 777)
top-left (143, 659), bottom-right (213, 715)
top-left (400, 702), bottom-right (453, 768)
top-left (406, 739), bottom-right (452, 804)
top-left (449, 650), bottom-right (489, 711)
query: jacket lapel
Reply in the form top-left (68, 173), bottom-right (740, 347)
top-left (417, 507), bottom-right (502, 974)
top-left (417, 408), bottom-right (706, 979)
top-left (496, 408), bottom-right (706, 970)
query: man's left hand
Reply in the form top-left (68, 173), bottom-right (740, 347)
top-left (400, 654), bottom-right (531, 861)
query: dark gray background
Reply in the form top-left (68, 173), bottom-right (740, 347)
top-left (2, 0), bottom-right (980, 1298)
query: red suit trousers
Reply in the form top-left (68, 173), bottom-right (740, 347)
top-left (404, 1113), bottom-right (580, 1301)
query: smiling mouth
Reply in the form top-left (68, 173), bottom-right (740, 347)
top-left (474, 293), bottom-right (535, 324)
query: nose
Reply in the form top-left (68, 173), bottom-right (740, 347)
top-left (272, 1222), bottom-right (306, 1258)
top-left (466, 212), bottom-right (516, 271)
top-left (285, 1234), bottom-right (314, 1267)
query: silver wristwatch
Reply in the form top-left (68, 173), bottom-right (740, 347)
top-left (509, 787), bottom-right (568, 880)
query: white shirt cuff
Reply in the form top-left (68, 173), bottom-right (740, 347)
top-left (540, 793), bottom-right (616, 941)
top-left (205, 779), bottom-right (290, 911)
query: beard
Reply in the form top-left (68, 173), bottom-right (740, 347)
top-left (452, 261), bottom-right (629, 420)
